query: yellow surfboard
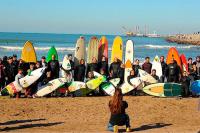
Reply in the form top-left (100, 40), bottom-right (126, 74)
top-left (111, 36), bottom-right (123, 63)
top-left (21, 41), bottom-right (37, 63)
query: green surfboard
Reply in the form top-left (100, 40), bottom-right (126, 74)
top-left (46, 46), bottom-right (58, 63)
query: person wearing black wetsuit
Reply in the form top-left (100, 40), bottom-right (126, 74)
top-left (132, 59), bottom-right (141, 76)
top-left (74, 59), bottom-right (86, 82)
top-left (142, 57), bottom-right (152, 74)
top-left (165, 59), bottom-right (181, 83)
top-left (118, 64), bottom-right (125, 85)
top-left (160, 56), bottom-right (167, 82)
top-left (127, 70), bottom-right (137, 96)
top-left (180, 71), bottom-right (190, 97)
top-left (98, 56), bottom-right (108, 76)
top-left (47, 54), bottom-right (60, 80)
top-left (86, 57), bottom-right (99, 77)
top-left (109, 57), bottom-right (121, 78)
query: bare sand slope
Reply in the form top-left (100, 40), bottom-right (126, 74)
top-left (0, 96), bottom-right (200, 133)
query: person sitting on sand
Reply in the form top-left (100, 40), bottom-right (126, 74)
top-left (14, 68), bottom-right (24, 98)
top-left (127, 70), bottom-right (138, 96)
top-left (107, 88), bottom-right (131, 132)
top-left (151, 69), bottom-right (159, 82)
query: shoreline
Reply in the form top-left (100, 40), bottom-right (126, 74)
top-left (166, 34), bottom-right (200, 45)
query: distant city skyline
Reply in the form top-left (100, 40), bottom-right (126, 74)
top-left (0, 0), bottom-right (199, 35)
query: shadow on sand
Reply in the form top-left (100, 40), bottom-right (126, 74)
top-left (133, 123), bottom-right (172, 132)
top-left (0, 122), bottom-right (64, 132)
top-left (0, 119), bottom-right (46, 126)
top-left (117, 123), bottom-right (172, 132)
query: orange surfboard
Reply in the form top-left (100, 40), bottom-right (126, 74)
top-left (98, 36), bottom-right (108, 62)
top-left (166, 47), bottom-right (182, 71)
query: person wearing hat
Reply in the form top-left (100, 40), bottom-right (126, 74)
top-left (14, 68), bottom-right (24, 98)
top-left (4, 56), bottom-right (15, 84)
top-left (40, 56), bottom-right (47, 68)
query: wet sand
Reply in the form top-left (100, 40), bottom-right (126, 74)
top-left (0, 96), bottom-right (200, 133)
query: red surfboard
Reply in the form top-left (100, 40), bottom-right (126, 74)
top-left (180, 54), bottom-right (188, 73)
top-left (98, 36), bottom-right (108, 62)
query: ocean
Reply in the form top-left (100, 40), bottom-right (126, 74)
top-left (0, 32), bottom-right (199, 63)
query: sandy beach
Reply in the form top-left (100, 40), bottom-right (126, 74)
top-left (0, 96), bottom-right (200, 133)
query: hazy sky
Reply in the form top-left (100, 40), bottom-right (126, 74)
top-left (0, 0), bottom-right (199, 35)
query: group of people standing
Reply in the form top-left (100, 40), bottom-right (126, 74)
top-left (0, 53), bottom-right (200, 98)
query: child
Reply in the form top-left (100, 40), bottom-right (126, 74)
top-left (14, 68), bottom-right (24, 98)
top-left (107, 89), bottom-right (131, 132)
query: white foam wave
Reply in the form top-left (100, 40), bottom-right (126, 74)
top-left (139, 44), bottom-right (198, 49)
top-left (0, 46), bottom-right (113, 51)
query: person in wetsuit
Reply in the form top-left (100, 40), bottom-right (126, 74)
top-left (180, 71), bottom-right (190, 97)
top-left (74, 59), bottom-right (86, 82)
top-left (151, 69), bottom-right (159, 82)
top-left (194, 56), bottom-right (200, 80)
top-left (98, 56), bottom-right (108, 76)
top-left (4, 56), bottom-right (15, 84)
top-left (107, 89), bottom-right (131, 132)
top-left (86, 57), bottom-right (99, 77)
top-left (118, 64), bottom-right (125, 85)
top-left (47, 54), bottom-right (60, 80)
top-left (165, 59), bottom-right (181, 83)
top-left (127, 70), bottom-right (138, 96)
top-left (132, 59), bottom-right (141, 76)
top-left (142, 57), bottom-right (152, 74)
top-left (160, 56), bottom-right (167, 82)
top-left (109, 57), bottom-right (121, 79)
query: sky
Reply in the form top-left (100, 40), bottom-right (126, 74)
top-left (0, 0), bottom-right (199, 35)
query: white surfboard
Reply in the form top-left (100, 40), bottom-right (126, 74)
top-left (20, 68), bottom-right (46, 88)
top-left (124, 40), bottom-right (134, 82)
top-left (138, 69), bottom-right (157, 84)
top-left (93, 71), bottom-right (101, 77)
top-left (152, 55), bottom-right (162, 78)
top-left (109, 78), bottom-right (120, 87)
top-left (101, 83), bottom-right (115, 96)
top-left (120, 77), bottom-right (142, 94)
top-left (36, 78), bottom-right (66, 97)
top-left (61, 55), bottom-right (71, 77)
top-left (68, 81), bottom-right (86, 92)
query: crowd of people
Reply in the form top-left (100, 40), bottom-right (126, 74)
top-left (0, 53), bottom-right (200, 98)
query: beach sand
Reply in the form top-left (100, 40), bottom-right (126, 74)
top-left (0, 96), bottom-right (200, 133)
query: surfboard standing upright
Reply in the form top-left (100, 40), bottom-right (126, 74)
top-left (98, 36), bottom-right (108, 62)
top-left (166, 47), bottom-right (182, 72)
top-left (21, 41), bottom-right (37, 63)
top-left (124, 40), bottom-right (134, 82)
top-left (152, 55), bottom-right (162, 79)
top-left (87, 36), bottom-right (99, 64)
top-left (46, 46), bottom-right (58, 63)
top-left (111, 36), bottom-right (123, 63)
top-left (74, 36), bottom-right (85, 67)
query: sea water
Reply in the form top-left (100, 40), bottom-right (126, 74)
top-left (0, 32), bottom-right (199, 63)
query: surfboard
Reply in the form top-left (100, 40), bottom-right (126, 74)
top-left (86, 76), bottom-right (106, 90)
top-left (143, 83), bottom-right (182, 97)
top-left (87, 36), bottom-right (99, 64)
top-left (166, 47), bottom-right (182, 71)
top-left (109, 78), bottom-right (120, 87)
top-left (67, 81), bottom-right (86, 92)
top-left (46, 46), bottom-right (58, 63)
top-left (101, 82), bottom-right (116, 96)
top-left (138, 69), bottom-right (157, 84)
top-left (191, 80), bottom-right (200, 96)
top-left (152, 55), bottom-right (162, 78)
top-left (124, 60), bottom-right (133, 82)
top-left (111, 36), bottom-right (123, 63)
top-left (4, 68), bottom-right (45, 95)
top-left (61, 55), bottom-right (71, 77)
top-left (93, 71), bottom-right (102, 77)
top-left (120, 77), bottom-right (142, 94)
top-left (74, 36), bottom-right (85, 67)
top-left (36, 78), bottom-right (66, 97)
top-left (98, 36), bottom-right (108, 62)
top-left (21, 41), bottom-right (37, 63)
top-left (180, 54), bottom-right (188, 73)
